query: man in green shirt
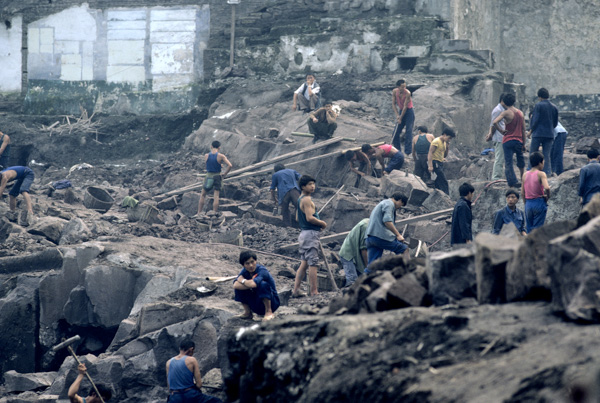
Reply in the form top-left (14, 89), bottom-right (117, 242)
top-left (338, 218), bottom-right (369, 286)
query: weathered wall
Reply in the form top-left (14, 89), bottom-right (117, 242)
top-left (453, 0), bottom-right (600, 98)
top-left (0, 16), bottom-right (22, 93)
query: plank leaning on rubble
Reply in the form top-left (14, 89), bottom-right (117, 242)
top-left (156, 137), bottom-right (343, 200)
top-left (276, 208), bottom-right (454, 252)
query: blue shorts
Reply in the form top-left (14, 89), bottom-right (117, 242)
top-left (384, 152), bottom-right (405, 173)
top-left (9, 167), bottom-right (34, 197)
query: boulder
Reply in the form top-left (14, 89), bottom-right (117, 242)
top-left (0, 276), bottom-right (43, 374)
top-left (59, 217), bottom-right (92, 245)
top-left (179, 192), bottom-right (201, 217)
top-left (576, 192), bottom-right (600, 228)
top-left (3, 370), bottom-right (57, 393)
top-left (474, 233), bottom-right (521, 304)
top-left (138, 302), bottom-right (207, 336)
top-left (328, 195), bottom-right (375, 233)
top-left (156, 196), bottom-right (178, 210)
top-left (387, 273), bottom-right (427, 307)
top-left (548, 216), bottom-right (600, 321)
top-left (546, 169), bottom-right (581, 224)
top-left (505, 220), bottom-right (576, 301)
top-left (27, 216), bottom-right (68, 244)
top-left (422, 189), bottom-right (453, 212)
top-left (427, 247), bottom-right (476, 305)
top-left (380, 170), bottom-right (427, 199)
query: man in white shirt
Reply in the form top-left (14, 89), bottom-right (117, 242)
top-left (486, 94), bottom-right (506, 180)
top-left (292, 74), bottom-right (320, 112)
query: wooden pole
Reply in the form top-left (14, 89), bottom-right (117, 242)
top-left (318, 185), bottom-right (344, 215)
top-left (155, 137), bottom-right (343, 199)
top-left (277, 208), bottom-right (453, 252)
top-left (318, 242), bottom-right (339, 292)
top-left (292, 132), bottom-right (356, 142)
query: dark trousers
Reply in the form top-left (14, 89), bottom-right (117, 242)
top-left (551, 132), bottom-right (567, 175)
top-left (503, 140), bottom-right (525, 187)
top-left (525, 197), bottom-right (547, 233)
top-left (365, 235), bottom-right (408, 273)
top-left (529, 137), bottom-right (553, 175)
top-left (308, 119), bottom-right (337, 140)
top-left (414, 153), bottom-right (431, 182)
top-left (168, 388), bottom-right (222, 403)
top-left (234, 282), bottom-right (280, 315)
top-left (281, 188), bottom-right (300, 227)
top-left (297, 94), bottom-right (319, 111)
top-left (392, 108), bottom-right (415, 155)
top-left (432, 160), bottom-right (448, 195)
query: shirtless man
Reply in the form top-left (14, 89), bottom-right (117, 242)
top-left (197, 141), bottom-right (232, 216)
top-left (68, 363), bottom-right (112, 403)
top-left (492, 93), bottom-right (526, 188)
top-left (391, 79), bottom-right (415, 155)
top-left (361, 143), bottom-right (404, 176)
top-left (293, 175), bottom-right (327, 297)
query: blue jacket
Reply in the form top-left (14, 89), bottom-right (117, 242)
top-left (530, 100), bottom-right (558, 139)
top-left (270, 169), bottom-right (300, 205)
top-left (579, 160), bottom-right (600, 205)
top-left (451, 197), bottom-right (472, 245)
top-left (492, 205), bottom-right (525, 234)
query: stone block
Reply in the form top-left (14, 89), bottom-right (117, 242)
top-left (422, 189), bottom-right (453, 212)
top-left (506, 220), bottom-right (576, 301)
top-left (156, 196), bottom-right (178, 210)
top-left (408, 188), bottom-right (430, 206)
top-left (475, 233), bottom-right (520, 304)
top-left (387, 273), bottom-right (427, 308)
top-left (28, 217), bottom-right (68, 244)
top-left (138, 302), bottom-right (206, 335)
top-left (3, 370), bottom-right (57, 393)
top-left (427, 247), bottom-right (476, 305)
top-left (179, 192), bottom-right (201, 217)
top-left (59, 217), bottom-right (92, 245)
top-left (108, 318), bottom-right (139, 352)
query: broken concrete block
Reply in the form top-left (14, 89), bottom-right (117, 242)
top-left (28, 217), bottom-right (68, 243)
top-left (427, 247), bottom-right (476, 305)
top-left (387, 273), bottom-right (427, 308)
top-left (156, 196), bottom-right (178, 210)
top-left (475, 233), bottom-right (520, 304)
top-left (4, 370), bottom-right (57, 392)
top-left (506, 220), bottom-right (576, 301)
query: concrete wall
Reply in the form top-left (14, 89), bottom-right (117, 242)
top-left (452, 0), bottom-right (600, 97)
top-left (0, 16), bottom-right (23, 93)
top-left (27, 4), bottom-right (209, 90)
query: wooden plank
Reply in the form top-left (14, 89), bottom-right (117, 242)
top-left (156, 137), bottom-right (344, 199)
top-left (277, 208), bottom-right (453, 252)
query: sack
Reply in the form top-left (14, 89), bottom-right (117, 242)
top-left (204, 177), bottom-right (214, 191)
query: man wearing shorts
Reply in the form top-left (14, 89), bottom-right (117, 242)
top-left (0, 166), bottom-right (35, 222)
top-left (293, 175), bottom-right (327, 297)
top-left (197, 140), bottom-right (232, 216)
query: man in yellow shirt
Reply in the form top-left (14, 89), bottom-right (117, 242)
top-left (427, 128), bottom-right (455, 195)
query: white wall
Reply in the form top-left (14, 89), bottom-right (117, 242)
top-left (0, 16), bottom-right (23, 93)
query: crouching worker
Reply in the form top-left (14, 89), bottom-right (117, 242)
top-left (233, 251), bottom-right (280, 322)
top-left (166, 338), bottom-right (222, 403)
top-left (0, 166), bottom-right (35, 222)
top-left (68, 363), bottom-right (112, 403)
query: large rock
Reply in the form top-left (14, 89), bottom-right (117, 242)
top-left (427, 247), bottom-right (476, 305)
top-left (27, 216), bottom-right (68, 244)
top-left (546, 169), bottom-right (581, 224)
top-left (474, 233), bottom-right (521, 304)
top-left (422, 189), bottom-right (453, 212)
top-left (0, 276), bottom-right (43, 374)
top-left (327, 195), bottom-right (375, 233)
top-left (380, 171), bottom-right (427, 199)
top-left (179, 192), bottom-right (201, 217)
top-left (548, 216), bottom-right (600, 321)
top-left (59, 217), bottom-right (92, 245)
top-left (505, 220), bottom-right (576, 301)
top-left (3, 370), bottom-right (57, 393)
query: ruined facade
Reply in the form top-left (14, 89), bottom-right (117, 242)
top-left (0, 0), bottom-right (598, 114)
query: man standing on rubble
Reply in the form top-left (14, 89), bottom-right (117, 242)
top-left (293, 175), bottom-right (327, 297)
top-left (391, 79), bottom-right (415, 155)
top-left (492, 92), bottom-right (526, 188)
top-left (529, 87), bottom-right (558, 176)
top-left (486, 94), bottom-right (505, 180)
top-left (197, 141), bottom-right (232, 217)
top-left (412, 126), bottom-right (434, 183)
top-left (451, 182), bottom-right (474, 246)
top-left (270, 163), bottom-right (301, 227)
top-left (364, 193), bottom-right (409, 274)
top-left (427, 128), bottom-right (455, 195)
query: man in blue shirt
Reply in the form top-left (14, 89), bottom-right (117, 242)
top-left (451, 182), bottom-right (474, 246)
top-left (0, 166), bottom-right (35, 223)
top-left (270, 163), bottom-right (301, 227)
top-left (364, 192), bottom-right (408, 273)
top-left (529, 88), bottom-right (559, 175)
top-left (492, 189), bottom-right (526, 236)
top-left (233, 251), bottom-right (280, 321)
top-left (579, 148), bottom-right (600, 206)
